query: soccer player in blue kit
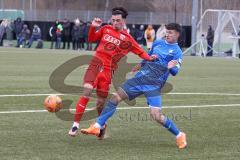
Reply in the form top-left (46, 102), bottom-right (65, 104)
top-left (81, 23), bottom-right (187, 149)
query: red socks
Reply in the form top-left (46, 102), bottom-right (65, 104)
top-left (74, 96), bottom-right (89, 122)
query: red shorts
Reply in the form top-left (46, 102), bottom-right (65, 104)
top-left (83, 63), bottom-right (112, 98)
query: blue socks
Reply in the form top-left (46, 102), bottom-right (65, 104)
top-left (163, 117), bottom-right (180, 136)
top-left (96, 100), bottom-right (180, 137)
top-left (97, 101), bottom-right (117, 127)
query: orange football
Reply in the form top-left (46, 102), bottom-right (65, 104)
top-left (44, 95), bottom-right (62, 112)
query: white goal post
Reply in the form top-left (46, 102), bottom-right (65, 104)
top-left (184, 9), bottom-right (240, 57)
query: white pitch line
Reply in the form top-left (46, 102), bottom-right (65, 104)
top-left (169, 93), bottom-right (240, 96)
top-left (0, 93), bottom-right (65, 97)
top-left (1, 92), bottom-right (240, 98)
top-left (0, 103), bottom-right (239, 114)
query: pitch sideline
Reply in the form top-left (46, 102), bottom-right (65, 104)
top-left (1, 92), bottom-right (240, 98)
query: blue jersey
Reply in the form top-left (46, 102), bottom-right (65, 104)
top-left (135, 39), bottom-right (182, 84)
top-left (121, 39), bottom-right (182, 106)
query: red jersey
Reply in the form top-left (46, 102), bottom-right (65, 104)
top-left (88, 25), bottom-right (151, 70)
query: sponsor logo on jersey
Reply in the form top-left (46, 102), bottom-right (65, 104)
top-left (104, 34), bottom-right (121, 46)
top-left (168, 49), bottom-right (174, 56)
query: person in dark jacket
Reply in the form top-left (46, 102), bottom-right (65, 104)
top-left (62, 18), bottom-right (71, 49)
top-left (49, 20), bottom-right (58, 49)
top-left (130, 24), bottom-right (137, 41)
top-left (17, 24), bottom-right (30, 48)
top-left (72, 18), bottom-right (81, 50)
top-left (84, 21), bottom-right (92, 50)
top-left (79, 20), bottom-right (85, 50)
top-left (206, 25), bottom-right (214, 56)
top-left (13, 17), bottom-right (24, 45)
top-left (178, 25), bottom-right (186, 50)
top-left (136, 25), bottom-right (145, 46)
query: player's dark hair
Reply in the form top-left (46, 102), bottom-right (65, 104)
top-left (165, 23), bottom-right (181, 33)
top-left (112, 7), bottom-right (128, 19)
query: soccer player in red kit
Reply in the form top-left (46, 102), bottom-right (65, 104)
top-left (68, 7), bottom-right (156, 138)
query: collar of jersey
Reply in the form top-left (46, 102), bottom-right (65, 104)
top-left (164, 40), bottom-right (178, 45)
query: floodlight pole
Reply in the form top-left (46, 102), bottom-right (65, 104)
top-left (191, 0), bottom-right (198, 56)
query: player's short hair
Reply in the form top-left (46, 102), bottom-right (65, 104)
top-left (112, 7), bottom-right (128, 19)
top-left (165, 23), bottom-right (181, 33)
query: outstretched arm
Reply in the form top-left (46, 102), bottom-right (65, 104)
top-left (88, 17), bottom-right (103, 42)
top-left (131, 38), bottom-right (157, 61)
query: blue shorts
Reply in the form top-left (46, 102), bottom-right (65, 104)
top-left (120, 76), bottom-right (164, 108)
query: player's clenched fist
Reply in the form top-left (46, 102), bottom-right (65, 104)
top-left (92, 17), bottom-right (102, 27)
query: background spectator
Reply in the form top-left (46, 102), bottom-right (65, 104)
top-left (124, 24), bottom-right (130, 33)
top-left (49, 20), bottom-right (58, 49)
top-left (28, 24), bottom-right (41, 48)
top-left (5, 19), bottom-right (14, 47)
top-left (238, 25), bottom-right (240, 51)
top-left (72, 18), bottom-right (81, 50)
top-left (55, 23), bottom-right (63, 49)
top-left (16, 24), bottom-right (30, 48)
top-left (206, 25), bottom-right (214, 56)
top-left (0, 19), bottom-right (8, 46)
top-left (84, 21), bottom-right (92, 50)
top-left (178, 24), bottom-right (186, 50)
top-left (79, 20), bottom-right (85, 50)
top-left (130, 24), bottom-right (137, 41)
top-left (62, 18), bottom-right (71, 49)
top-left (13, 17), bottom-right (24, 46)
top-left (144, 24), bottom-right (155, 50)
top-left (136, 24), bottom-right (145, 46)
